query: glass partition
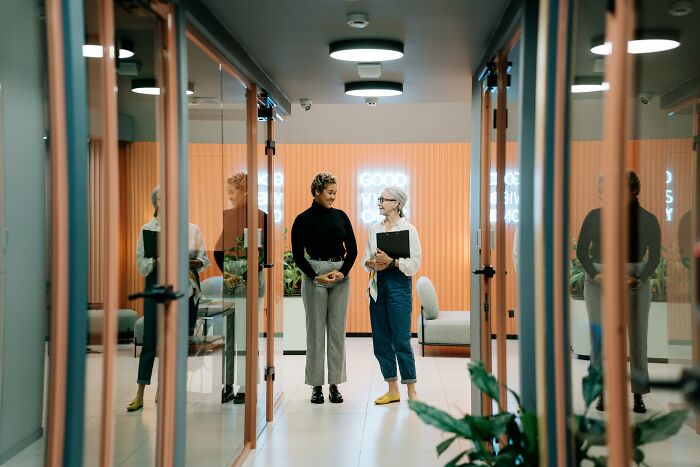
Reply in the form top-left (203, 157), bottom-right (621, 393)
top-left (256, 112), bottom-right (269, 435)
top-left (568, 0), bottom-right (609, 458)
top-left (0, 1), bottom-right (51, 465)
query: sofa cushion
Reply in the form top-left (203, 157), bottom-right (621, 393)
top-left (416, 276), bottom-right (440, 320)
top-left (87, 308), bottom-right (138, 335)
top-left (134, 316), bottom-right (144, 345)
top-left (417, 311), bottom-right (470, 345)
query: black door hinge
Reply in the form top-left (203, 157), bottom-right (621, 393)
top-left (264, 366), bottom-right (275, 381)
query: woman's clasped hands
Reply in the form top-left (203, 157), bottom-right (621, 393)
top-left (316, 270), bottom-right (345, 284)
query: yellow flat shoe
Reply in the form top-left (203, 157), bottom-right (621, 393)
top-left (374, 393), bottom-right (401, 405)
top-left (127, 398), bottom-right (144, 412)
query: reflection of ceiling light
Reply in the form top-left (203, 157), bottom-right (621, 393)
top-left (590, 31), bottom-right (680, 55)
top-left (571, 76), bottom-right (609, 93)
top-left (330, 40), bottom-right (404, 61)
top-left (82, 44), bottom-right (134, 59)
top-left (131, 79), bottom-right (194, 95)
top-left (344, 81), bottom-right (403, 97)
top-left (83, 37), bottom-right (134, 59)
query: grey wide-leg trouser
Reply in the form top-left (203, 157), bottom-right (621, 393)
top-left (584, 262), bottom-right (651, 394)
top-left (302, 259), bottom-right (351, 387)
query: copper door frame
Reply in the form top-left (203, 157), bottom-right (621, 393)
top-left (600, 0), bottom-right (635, 465)
top-left (95, 0), bottom-right (120, 465)
top-left (45, 0), bottom-right (70, 463)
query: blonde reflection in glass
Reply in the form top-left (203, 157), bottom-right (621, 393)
top-left (127, 186), bottom-right (210, 412)
top-left (214, 173), bottom-right (266, 404)
top-left (577, 170), bottom-right (660, 414)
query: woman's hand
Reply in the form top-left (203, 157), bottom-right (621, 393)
top-left (328, 270), bottom-right (344, 281)
top-left (315, 273), bottom-right (335, 285)
top-left (375, 249), bottom-right (392, 271)
top-left (365, 259), bottom-right (376, 270)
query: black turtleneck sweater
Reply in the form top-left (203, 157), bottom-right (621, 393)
top-left (576, 200), bottom-right (661, 281)
top-left (291, 201), bottom-right (358, 279)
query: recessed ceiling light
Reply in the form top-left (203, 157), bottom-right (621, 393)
top-left (590, 30), bottom-right (680, 55)
top-left (330, 39), bottom-right (404, 62)
top-left (571, 76), bottom-right (609, 93)
top-left (344, 81), bottom-right (403, 97)
top-left (131, 79), bottom-right (194, 96)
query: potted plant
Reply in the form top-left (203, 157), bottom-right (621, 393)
top-left (282, 247), bottom-right (306, 352)
top-left (650, 256), bottom-right (667, 302)
top-left (570, 239), bottom-right (586, 299)
top-left (409, 363), bottom-right (688, 466)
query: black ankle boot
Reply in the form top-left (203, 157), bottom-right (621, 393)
top-left (633, 394), bottom-right (646, 413)
top-left (311, 386), bottom-right (324, 404)
top-left (595, 394), bottom-right (605, 411)
top-left (329, 384), bottom-right (343, 404)
top-left (221, 385), bottom-right (234, 404)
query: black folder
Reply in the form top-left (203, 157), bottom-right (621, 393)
top-left (377, 230), bottom-right (410, 259)
top-left (143, 230), bottom-right (159, 259)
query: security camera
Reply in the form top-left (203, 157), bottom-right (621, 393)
top-left (639, 93), bottom-right (653, 105)
top-left (300, 99), bottom-right (312, 111)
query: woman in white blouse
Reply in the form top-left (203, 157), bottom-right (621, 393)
top-left (362, 185), bottom-right (422, 404)
top-left (127, 186), bottom-right (210, 412)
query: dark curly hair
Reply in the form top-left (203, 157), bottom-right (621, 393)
top-left (310, 172), bottom-right (337, 196)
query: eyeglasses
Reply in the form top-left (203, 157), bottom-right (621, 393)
top-left (377, 197), bottom-right (397, 204)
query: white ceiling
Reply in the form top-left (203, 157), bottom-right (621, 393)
top-left (199, 0), bottom-right (511, 105)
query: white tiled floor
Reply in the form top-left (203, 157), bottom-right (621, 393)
top-left (3, 338), bottom-right (700, 467)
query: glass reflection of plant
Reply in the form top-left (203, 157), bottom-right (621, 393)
top-left (570, 239), bottom-right (585, 299)
top-left (283, 250), bottom-right (302, 296)
top-left (223, 235), bottom-right (264, 291)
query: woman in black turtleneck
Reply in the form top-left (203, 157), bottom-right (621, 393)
top-left (291, 172), bottom-right (357, 404)
top-left (577, 169), bottom-right (660, 414)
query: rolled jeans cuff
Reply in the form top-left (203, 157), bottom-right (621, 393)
top-left (401, 379), bottom-right (417, 384)
top-left (137, 379), bottom-right (152, 385)
top-left (384, 376), bottom-right (398, 382)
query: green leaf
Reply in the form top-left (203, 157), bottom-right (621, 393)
top-left (633, 447), bottom-right (645, 465)
top-left (469, 362), bottom-right (500, 402)
top-left (506, 386), bottom-right (523, 410)
top-left (436, 435), bottom-right (458, 456)
top-left (582, 364), bottom-right (604, 408)
top-left (408, 401), bottom-right (475, 439)
top-left (573, 415), bottom-right (607, 446)
top-left (444, 451), bottom-right (467, 467)
top-left (589, 455), bottom-right (608, 467)
top-left (632, 410), bottom-right (689, 445)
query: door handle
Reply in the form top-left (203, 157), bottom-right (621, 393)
top-left (472, 265), bottom-right (496, 280)
top-left (128, 284), bottom-right (185, 304)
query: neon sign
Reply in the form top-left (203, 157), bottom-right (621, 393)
top-left (258, 172), bottom-right (284, 223)
top-left (665, 170), bottom-right (673, 223)
top-left (358, 171), bottom-right (409, 224)
top-left (490, 170), bottom-right (520, 224)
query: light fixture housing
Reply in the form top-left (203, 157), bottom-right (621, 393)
top-left (330, 39), bottom-right (404, 62)
top-left (131, 79), bottom-right (194, 96)
top-left (570, 76), bottom-right (609, 93)
top-left (590, 30), bottom-right (680, 55)
top-left (344, 81), bottom-right (403, 97)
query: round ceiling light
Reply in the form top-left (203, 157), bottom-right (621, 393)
top-left (131, 79), bottom-right (194, 96)
top-left (344, 81), bottom-right (403, 97)
top-left (330, 39), bottom-right (404, 62)
top-left (82, 37), bottom-right (134, 59)
top-left (590, 30), bottom-right (680, 55)
top-left (570, 76), bottom-right (609, 93)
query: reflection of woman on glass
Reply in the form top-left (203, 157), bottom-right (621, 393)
top-left (577, 170), bottom-right (660, 413)
top-left (127, 186), bottom-right (210, 412)
top-left (362, 186), bottom-right (422, 404)
top-left (214, 172), bottom-right (266, 405)
top-left (292, 172), bottom-right (357, 404)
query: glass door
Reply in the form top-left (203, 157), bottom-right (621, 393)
top-left (473, 34), bottom-right (522, 416)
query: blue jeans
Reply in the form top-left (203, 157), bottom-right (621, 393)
top-left (369, 267), bottom-right (416, 384)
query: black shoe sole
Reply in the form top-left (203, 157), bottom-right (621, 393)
top-left (311, 398), bottom-right (324, 404)
top-left (329, 398), bottom-right (343, 404)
